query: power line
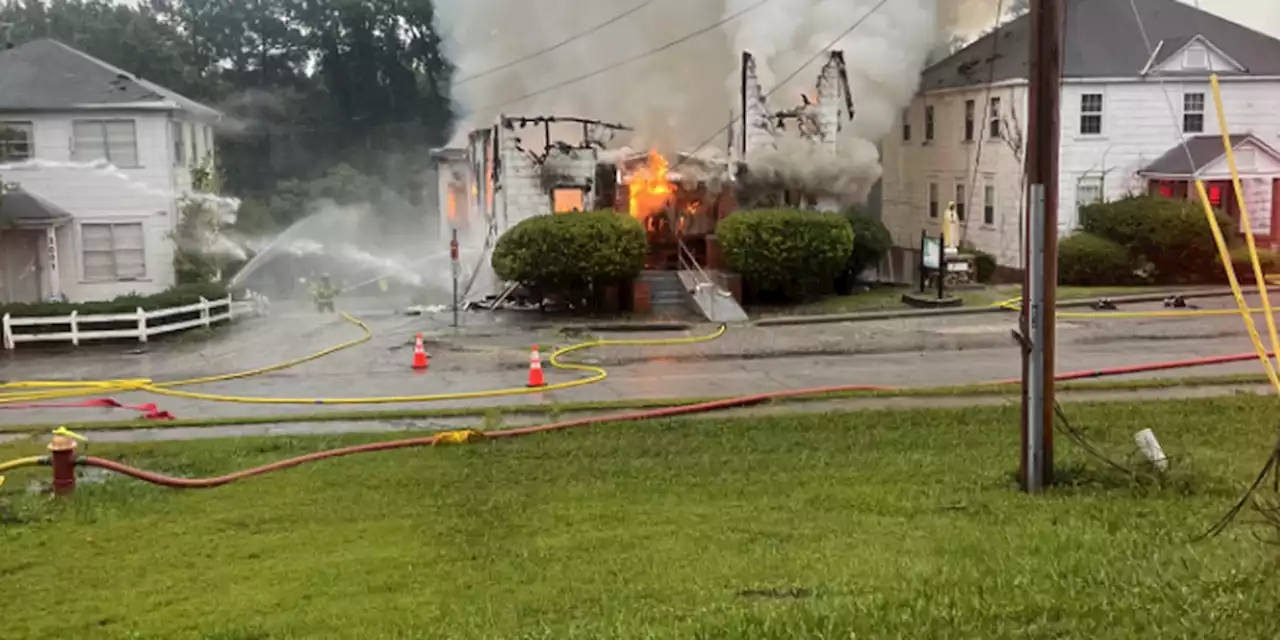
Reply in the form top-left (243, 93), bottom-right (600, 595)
top-left (454, 0), bottom-right (659, 86)
top-left (675, 0), bottom-right (895, 168)
top-left (467, 0), bottom-right (774, 114)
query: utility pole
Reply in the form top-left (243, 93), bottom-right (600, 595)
top-left (1020, 0), bottom-right (1063, 491)
top-left (450, 229), bottom-right (460, 328)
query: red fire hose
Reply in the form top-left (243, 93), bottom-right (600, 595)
top-left (72, 349), bottom-right (1278, 490)
top-left (0, 397), bottom-right (174, 419)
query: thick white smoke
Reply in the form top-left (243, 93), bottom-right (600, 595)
top-left (432, 0), bottom-right (998, 205)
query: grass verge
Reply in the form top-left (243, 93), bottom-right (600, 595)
top-left (770, 284), bottom-right (1162, 316)
top-left (2, 397), bottom-right (1279, 638)
top-left (0, 372), bottom-right (1270, 434)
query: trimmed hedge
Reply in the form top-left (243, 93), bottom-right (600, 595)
top-left (0, 283), bottom-right (229, 318)
top-left (1, 283), bottom-right (232, 341)
top-left (717, 209), bottom-right (855, 299)
top-left (1221, 246), bottom-right (1280, 283)
top-left (1058, 233), bottom-right (1134, 286)
top-left (845, 210), bottom-right (892, 277)
top-left (1079, 195), bottom-right (1236, 284)
top-left (492, 211), bottom-right (646, 306)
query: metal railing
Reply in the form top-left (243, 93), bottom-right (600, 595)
top-left (2, 291), bottom-right (270, 350)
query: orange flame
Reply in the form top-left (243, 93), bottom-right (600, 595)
top-left (627, 150), bottom-right (674, 220)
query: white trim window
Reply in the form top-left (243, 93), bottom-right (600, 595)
top-left (0, 121), bottom-right (33, 162)
top-left (983, 183), bottom-right (996, 226)
top-left (924, 104), bottom-right (935, 142)
top-left (963, 99), bottom-right (975, 141)
top-left (928, 182), bottom-right (939, 218)
top-left (1080, 94), bottom-right (1103, 135)
top-left (955, 183), bottom-right (966, 221)
top-left (82, 222), bottom-right (146, 281)
top-left (1183, 93), bottom-right (1205, 133)
top-left (72, 119), bottom-right (138, 167)
top-left (173, 121), bottom-right (186, 166)
top-left (1076, 176), bottom-right (1104, 213)
top-left (988, 97), bottom-right (1002, 139)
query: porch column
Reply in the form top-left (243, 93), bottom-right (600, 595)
top-left (43, 226), bottom-right (61, 300)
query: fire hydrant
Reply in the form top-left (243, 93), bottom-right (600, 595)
top-left (48, 433), bottom-right (78, 497)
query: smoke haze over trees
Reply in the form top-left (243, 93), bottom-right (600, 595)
top-left (0, 0), bottom-right (454, 230)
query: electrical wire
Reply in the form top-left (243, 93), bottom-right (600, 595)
top-left (958, 0), bottom-right (1006, 245)
top-left (453, 0), bottom-right (659, 85)
top-left (1126, 0), bottom-right (1280, 538)
top-left (467, 0), bottom-right (774, 114)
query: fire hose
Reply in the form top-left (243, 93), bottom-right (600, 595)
top-left (0, 347), bottom-right (1270, 491)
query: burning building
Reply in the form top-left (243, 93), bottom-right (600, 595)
top-left (428, 50), bottom-right (863, 304)
top-left (430, 116), bottom-right (736, 300)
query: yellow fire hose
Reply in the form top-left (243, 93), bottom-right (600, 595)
top-left (0, 313), bottom-right (727, 406)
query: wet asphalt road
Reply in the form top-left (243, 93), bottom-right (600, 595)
top-left (0, 294), bottom-right (1274, 426)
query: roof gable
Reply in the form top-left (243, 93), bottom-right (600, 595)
top-left (922, 0), bottom-right (1280, 92)
top-left (1137, 133), bottom-right (1280, 176)
top-left (1143, 34), bottom-right (1246, 76)
top-left (0, 39), bottom-right (218, 118)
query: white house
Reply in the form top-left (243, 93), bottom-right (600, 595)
top-left (880, 0), bottom-right (1280, 275)
top-left (0, 38), bottom-right (221, 304)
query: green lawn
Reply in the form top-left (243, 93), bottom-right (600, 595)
top-left (3, 398), bottom-right (1280, 638)
top-left (784, 285), bottom-right (1167, 316)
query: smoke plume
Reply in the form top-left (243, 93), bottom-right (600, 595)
top-left (433, 0), bottom-right (1001, 205)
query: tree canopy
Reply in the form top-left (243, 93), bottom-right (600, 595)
top-left (0, 0), bottom-right (454, 213)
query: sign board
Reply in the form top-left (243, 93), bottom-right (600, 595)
top-left (1241, 177), bottom-right (1273, 235)
top-left (922, 236), bottom-right (942, 270)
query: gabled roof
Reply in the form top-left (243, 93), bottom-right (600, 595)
top-left (922, 0), bottom-right (1280, 92)
top-left (0, 39), bottom-right (219, 118)
top-left (1141, 34), bottom-right (1246, 75)
top-left (0, 187), bottom-right (73, 226)
top-left (1137, 133), bottom-right (1280, 176)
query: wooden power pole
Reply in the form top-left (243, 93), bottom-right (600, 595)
top-left (1020, 0), bottom-right (1063, 491)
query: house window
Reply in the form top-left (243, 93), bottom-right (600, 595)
top-left (1080, 94), bottom-right (1103, 135)
top-left (983, 184), bottom-right (996, 225)
top-left (0, 121), bottom-right (33, 162)
top-left (552, 188), bottom-right (585, 213)
top-left (72, 120), bottom-right (138, 167)
top-left (1184, 45), bottom-right (1208, 69)
top-left (172, 121), bottom-right (186, 167)
top-left (963, 100), bottom-right (975, 141)
top-left (902, 110), bottom-right (911, 142)
top-left (81, 222), bottom-right (146, 281)
top-left (928, 182), bottom-right (939, 218)
top-left (988, 97), bottom-right (1002, 139)
top-left (924, 105), bottom-right (935, 141)
top-left (955, 183), bottom-right (966, 221)
top-left (1183, 93), bottom-right (1205, 133)
top-left (1076, 176), bottom-right (1104, 213)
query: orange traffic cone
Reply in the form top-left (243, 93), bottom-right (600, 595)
top-left (526, 345), bottom-right (546, 387)
top-left (412, 334), bottom-right (429, 370)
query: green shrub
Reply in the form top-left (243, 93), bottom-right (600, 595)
top-left (1079, 195), bottom-right (1235, 284)
top-left (0, 282), bottom-right (229, 318)
top-left (717, 209), bottom-right (855, 298)
top-left (491, 211), bottom-right (646, 305)
top-left (845, 209), bottom-right (892, 277)
top-left (958, 242), bottom-right (998, 283)
top-left (1220, 246), bottom-right (1280, 283)
top-left (0, 283), bottom-right (232, 341)
top-left (1058, 233), bottom-right (1134, 286)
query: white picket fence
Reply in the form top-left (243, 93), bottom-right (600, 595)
top-left (2, 292), bottom-right (270, 350)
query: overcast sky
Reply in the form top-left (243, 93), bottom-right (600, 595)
top-left (1199, 0), bottom-right (1280, 38)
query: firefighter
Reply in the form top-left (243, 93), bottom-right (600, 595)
top-left (310, 273), bottom-right (339, 313)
